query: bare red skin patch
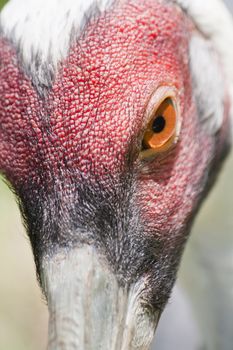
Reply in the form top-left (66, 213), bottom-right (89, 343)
top-left (0, 1), bottom-right (192, 184)
top-left (0, 0), bottom-right (229, 248)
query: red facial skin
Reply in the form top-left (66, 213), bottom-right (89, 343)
top-left (0, 0), bottom-right (229, 249)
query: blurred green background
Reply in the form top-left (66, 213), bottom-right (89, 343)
top-left (0, 0), bottom-right (233, 350)
top-left (0, 1), bottom-right (6, 8)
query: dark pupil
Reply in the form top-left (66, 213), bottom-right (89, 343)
top-left (152, 115), bottom-right (166, 133)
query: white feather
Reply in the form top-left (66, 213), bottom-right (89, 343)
top-left (0, 0), bottom-right (111, 67)
top-left (175, 0), bottom-right (233, 131)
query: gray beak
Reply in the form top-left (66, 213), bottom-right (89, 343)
top-left (41, 246), bottom-right (159, 350)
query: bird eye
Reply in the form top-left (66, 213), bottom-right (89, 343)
top-left (140, 97), bottom-right (179, 159)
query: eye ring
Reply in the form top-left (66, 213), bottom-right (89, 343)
top-left (139, 87), bottom-right (181, 160)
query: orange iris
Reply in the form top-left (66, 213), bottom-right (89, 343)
top-left (141, 97), bottom-right (177, 158)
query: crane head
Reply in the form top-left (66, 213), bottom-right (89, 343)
top-left (0, 0), bottom-right (232, 348)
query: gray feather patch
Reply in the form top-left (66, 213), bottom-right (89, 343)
top-left (189, 35), bottom-right (225, 134)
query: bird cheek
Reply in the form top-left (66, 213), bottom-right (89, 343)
top-left (136, 133), bottom-right (212, 244)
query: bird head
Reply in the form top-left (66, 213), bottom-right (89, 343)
top-left (0, 0), bottom-right (233, 349)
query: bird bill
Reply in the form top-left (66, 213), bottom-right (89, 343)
top-left (40, 245), bottom-right (159, 350)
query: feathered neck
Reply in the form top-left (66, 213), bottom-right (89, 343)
top-left (176, 0), bottom-right (233, 129)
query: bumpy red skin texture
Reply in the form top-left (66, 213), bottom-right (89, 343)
top-left (0, 1), bottom-right (191, 181)
top-left (0, 0), bottom-right (229, 245)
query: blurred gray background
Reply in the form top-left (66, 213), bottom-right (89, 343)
top-left (0, 1), bottom-right (233, 350)
top-left (225, 0), bottom-right (233, 10)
